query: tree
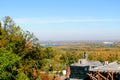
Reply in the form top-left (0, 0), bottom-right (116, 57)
top-left (0, 48), bottom-right (21, 79)
top-left (0, 16), bottom-right (42, 79)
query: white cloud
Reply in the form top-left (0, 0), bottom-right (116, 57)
top-left (14, 18), bottom-right (120, 24)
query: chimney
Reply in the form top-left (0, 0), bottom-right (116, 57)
top-left (104, 61), bottom-right (108, 65)
top-left (78, 59), bottom-right (87, 64)
top-left (83, 52), bottom-right (87, 59)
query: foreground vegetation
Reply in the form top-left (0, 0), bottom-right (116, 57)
top-left (0, 16), bottom-right (120, 80)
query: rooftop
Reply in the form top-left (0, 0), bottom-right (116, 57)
top-left (71, 59), bottom-right (102, 67)
top-left (90, 61), bottom-right (120, 72)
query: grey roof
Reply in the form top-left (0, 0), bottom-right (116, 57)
top-left (70, 59), bottom-right (120, 72)
top-left (71, 59), bottom-right (102, 67)
top-left (90, 61), bottom-right (120, 72)
top-left (71, 63), bottom-right (89, 66)
top-left (87, 61), bottom-right (103, 66)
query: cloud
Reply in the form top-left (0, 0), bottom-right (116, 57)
top-left (14, 18), bottom-right (120, 24)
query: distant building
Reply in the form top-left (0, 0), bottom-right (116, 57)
top-left (103, 42), bottom-right (113, 46)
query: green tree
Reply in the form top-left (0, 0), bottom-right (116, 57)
top-left (0, 16), bottom-right (42, 79)
top-left (0, 48), bottom-right (21, 79)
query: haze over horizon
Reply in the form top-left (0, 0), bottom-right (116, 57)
top-left (0, 0), bottom-right (120, 41)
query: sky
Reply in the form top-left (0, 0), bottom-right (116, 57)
top-left (0, 0), bottom-right (120, 41)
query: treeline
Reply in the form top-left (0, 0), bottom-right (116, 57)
top-left (0, 16), bottom-right (120, 80)
top-left (57, 46), bottom-right (120, 62)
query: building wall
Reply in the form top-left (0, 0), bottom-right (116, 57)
top-left (70, 66), bottom-right (89, 79)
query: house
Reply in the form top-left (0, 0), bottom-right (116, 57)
top-left (70, 58), bottom-right (102, 80)
top-left (70, 58), bottom-right (120, 80)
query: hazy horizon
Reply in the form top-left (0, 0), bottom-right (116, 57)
top-left (0, 0), bottom-right (120, 41)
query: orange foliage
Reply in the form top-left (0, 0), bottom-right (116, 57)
top-left (65, 66), bottom-right (70, 78)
